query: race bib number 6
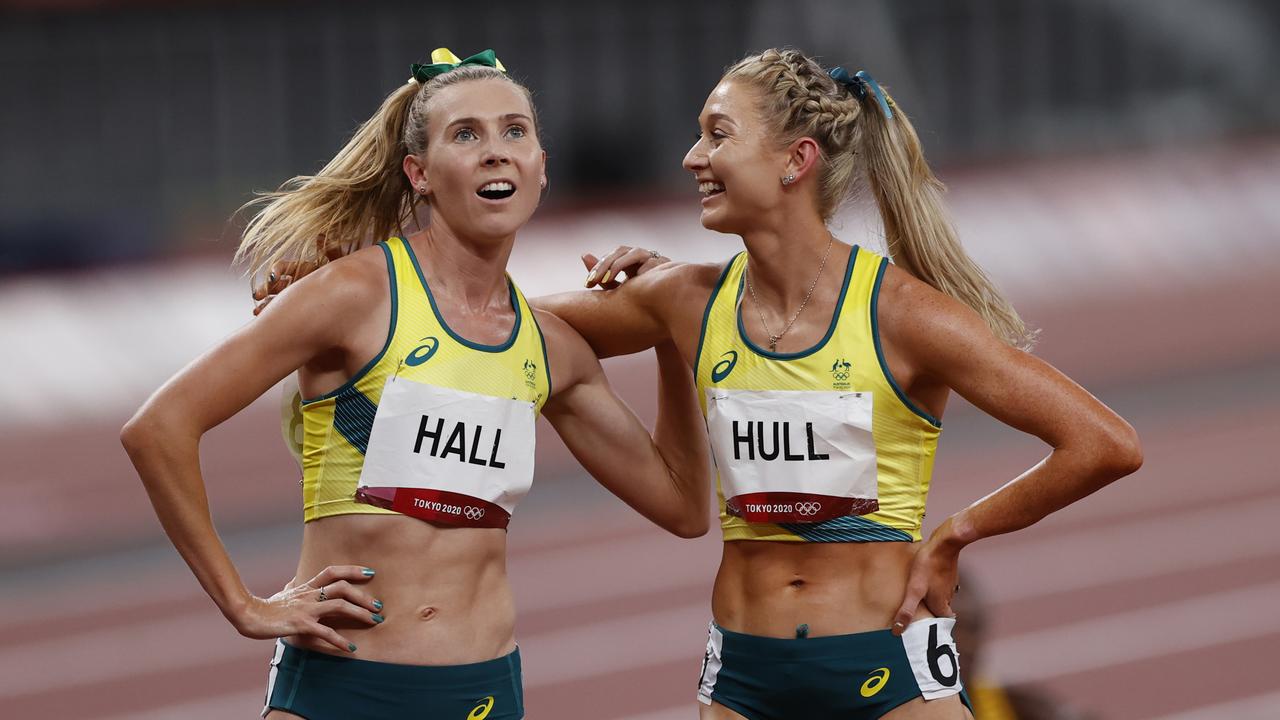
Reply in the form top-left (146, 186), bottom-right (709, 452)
top-left (900, 618), bottom-right (963, 700)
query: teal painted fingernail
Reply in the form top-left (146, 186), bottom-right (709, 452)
top-left (372, 613), bottom-right (384, 623)
top-left (348, 643), bottom-right (357, 652)
top-left (362, 568), bottom-right (375, 577)
top-left (373, 599), bottom-right (383, 610)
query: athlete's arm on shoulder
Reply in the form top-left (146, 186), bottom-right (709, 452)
top-left (532, 260), bottom-right (724, 360)
top-left (880, 264), bottom-right (1143, 539)
top-left (537, 308), bottom-right (711, 538)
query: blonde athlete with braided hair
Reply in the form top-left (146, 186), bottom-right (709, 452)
top-left (122, 49), bottom-right (709, 720)
top-left (542, 48), bottom-right (1142, 719)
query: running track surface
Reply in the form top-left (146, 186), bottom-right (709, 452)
top-left (2, 260), bottom-right (1277, 719)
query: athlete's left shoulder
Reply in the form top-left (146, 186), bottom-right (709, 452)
top-left (876, 261), bottom-right (974, 336)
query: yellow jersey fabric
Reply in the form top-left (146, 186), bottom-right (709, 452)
top-left (694, 247), bottom-right (941, 542)
top-left (297, 236), bottom-right (551, 522)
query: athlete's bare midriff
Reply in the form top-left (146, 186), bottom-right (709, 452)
top-left (712, 539), bottom-right (934, 637)
top-left (285, 513), bottom-right (515, 665)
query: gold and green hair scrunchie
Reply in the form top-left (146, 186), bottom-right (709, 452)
top-left (409, 48), bottom-right (506, 84)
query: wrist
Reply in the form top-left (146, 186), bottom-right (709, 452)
top-left (220, 588), bottom-right (257, 628)
top-left (932, 513), bottom-right (978, 551)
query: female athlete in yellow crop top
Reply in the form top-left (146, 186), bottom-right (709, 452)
top-left (540, 48), bottom-right (1142, 719)
top-left (122, 51), bottom-right (708, 720)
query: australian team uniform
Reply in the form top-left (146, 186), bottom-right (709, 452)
top-left (264, 236), bottom-right (549, 720)
top-left (693, 247), bottom-right (971, 719)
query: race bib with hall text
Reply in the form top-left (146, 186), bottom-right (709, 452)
top-left (355, 376), bottom-right (536, 529)
top-left (705, 388), bottom-right (878, 524)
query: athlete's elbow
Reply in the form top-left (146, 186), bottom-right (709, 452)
top-left (668, 508), bottom-right (711, 539)
top-left (120, 405), bottom-right (173, 460)
top-left (1096, 419), bottom-right (1143, 479)
top-left (120, 410), bottom-right (154, 456)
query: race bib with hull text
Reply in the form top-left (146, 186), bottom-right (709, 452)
top-left (705, 388), bottom-right (878, 524)
top-left (355, 377), bottom-right (535, 529)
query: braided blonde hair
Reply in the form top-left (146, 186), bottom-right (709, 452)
top-left (725, 48), bottom-right (1035, 350)
top-left (233, 65), bottom-right (538, 279)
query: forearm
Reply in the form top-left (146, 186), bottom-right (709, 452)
top-left (942, 436), bottom-right (1142, 548)
top-left (651, 341), bottom-right (711, 534)
top-left (533, 290), bottom-right (665, 359)
top-left (121, 414), bottom-right (251, 623)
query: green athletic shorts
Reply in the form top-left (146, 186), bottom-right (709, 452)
top-left (697, 619), bottom-right (972, 719)
top-left (263, 640), bottom-right (523, 719)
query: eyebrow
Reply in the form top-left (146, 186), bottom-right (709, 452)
top-left (701, 112), bottom-right (736, 126)
top-left (445, 113), bottom-right (533, 129)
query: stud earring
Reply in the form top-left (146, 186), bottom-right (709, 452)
top-left (418, 185), bottom-right (427, 194)
top-left (781, 174), bottom-right (796, 186)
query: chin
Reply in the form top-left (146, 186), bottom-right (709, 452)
top-left (699, 209), bottom-right (742, 236)
top-left (475, 209), bottom-right (537, 240)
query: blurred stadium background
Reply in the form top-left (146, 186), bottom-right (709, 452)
top-left (2, 0), bottom-right (1278, 717)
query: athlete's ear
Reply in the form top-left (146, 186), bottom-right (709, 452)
top-left (539, 149), bottom-right (548, 193)
top-left (403, 154), bottom-right (430, 196)
top-left (783, 137), bottom-right (821, 185)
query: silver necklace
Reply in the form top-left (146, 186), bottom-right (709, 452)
top-left (744, 235), bottom-right (835, 351)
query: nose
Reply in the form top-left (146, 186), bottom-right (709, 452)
top-left (682, 139), bottom-right (707, 173)
top-left (481, 139), bottom-right (511, 167)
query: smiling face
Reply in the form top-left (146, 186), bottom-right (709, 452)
top-left (682, 79), bottom-right (788, 235)
top-left (413, 78), bottom-right (546, 243)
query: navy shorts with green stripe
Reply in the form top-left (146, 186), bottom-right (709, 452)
top-left (697, 619), bottom-right (972, 719)
top-left (263, 640), bottom-right (523, 719)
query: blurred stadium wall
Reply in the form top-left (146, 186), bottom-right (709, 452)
top-left (2, 0), bottom-right (1278, 271)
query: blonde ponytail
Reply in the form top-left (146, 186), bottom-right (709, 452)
top-left (857, 95), bottom-right (1037, 350)
top-left (233, 81), bottom-right (421, 279)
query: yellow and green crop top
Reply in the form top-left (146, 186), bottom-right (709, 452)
top-left (694, 247), bottom-right (941, 542)
top-left (289, 236), bottom-right (551, 522)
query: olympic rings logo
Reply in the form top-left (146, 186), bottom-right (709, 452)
top-left (796, 501), bottom-right (822, 516)
top-left (463, 506), bottom-right (485, 521)
top-left (833, 371), bottom-right (850, 381)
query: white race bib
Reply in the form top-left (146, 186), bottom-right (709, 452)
top-left (355, 376), bottom-right (536, 528)
top-left (705, 388), bottom-right (878, 523)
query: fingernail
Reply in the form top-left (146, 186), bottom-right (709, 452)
top-left (348, 643), bottom-right (357, 652)
top-left (362, 568), bottom-right (375, 577)
top-left (602, 270), bottom-right (612, 284)
top-left (585, 271), bottom-right (596, 287)
top-left (373, 599), bottom-right (383, 611)
top-left (372, 614), bottom-right (384, 624)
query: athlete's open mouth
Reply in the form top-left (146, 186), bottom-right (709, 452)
top-left (699, 180), bottom-right (725, 197)
top-left (477, 181), bottom-right (517, 200)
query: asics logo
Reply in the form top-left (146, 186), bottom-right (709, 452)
top-left (796, 501), bottom-right (822, 516)
top-left (467, 696), bottom-right (495, 719)
top-left (711, 351), bottom-right (738, 383)
top-left (860, 667), bottom-right (890, 698)
top-left (405, 336), bottom-right (440, 367)
top-left (463, 506), bottom-right (486, 521)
